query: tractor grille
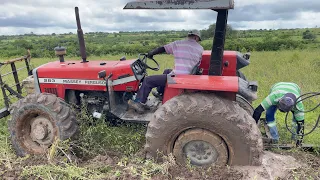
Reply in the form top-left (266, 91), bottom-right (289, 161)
top-left (44, 88), bottom-right (58, 95)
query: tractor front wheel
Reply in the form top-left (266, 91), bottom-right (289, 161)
top-left (8, 93), bottom-right (78, 157)
top-left (145, 92), bottom-right (263, 166)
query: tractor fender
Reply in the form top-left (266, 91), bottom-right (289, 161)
top-left (164, 74), bottom-right (257, 103)
top-left (167, 74), bottom-right (239, 92)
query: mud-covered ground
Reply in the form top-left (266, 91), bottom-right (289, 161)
top-left (1, 148), bottom-right (319, 180)
top-left (235, 150), bottom-right (319, 180)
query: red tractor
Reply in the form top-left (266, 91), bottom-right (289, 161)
top-left (8, 0), bottom-right (263, 166)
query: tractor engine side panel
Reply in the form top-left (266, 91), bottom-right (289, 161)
top-left (35, 59), bottom-right (144, 99)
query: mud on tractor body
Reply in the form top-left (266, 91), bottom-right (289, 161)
top-left (7, 0), bottom-right (263, 167)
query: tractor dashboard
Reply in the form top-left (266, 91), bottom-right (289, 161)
top-left (131, 58), bottom-right (146, 81)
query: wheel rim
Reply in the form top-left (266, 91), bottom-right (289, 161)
top-left (183, 140), bottom-right (219, 165)
top-left (30, 116), bottom-right (55, 146)
top-left (173, 129), bottom-right (228, 166)
top-left (16, 108), bottom-right (57, 154)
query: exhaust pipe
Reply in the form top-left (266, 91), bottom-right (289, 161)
top-left (75, 7), bottom-right (88, 63)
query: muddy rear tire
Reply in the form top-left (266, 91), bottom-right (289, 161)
top-left (145, 92), bottom-right (263, 166)
top-left (8, 93), bottom-right (78, 157)
top-left (237, 70), bottom-right (247, 81)
top-left (236, 94), bottom-right (254, 116)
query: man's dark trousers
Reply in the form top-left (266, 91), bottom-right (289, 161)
top-left (136, 69), bottom-right (172, 103)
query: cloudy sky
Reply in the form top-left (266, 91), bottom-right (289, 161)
top-left (0, 0), bottom-right (319, 35)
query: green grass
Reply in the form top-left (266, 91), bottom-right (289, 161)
top-left (0, 49), bottom-right (320, 178)
top-left (1, 50), bottom-right (320, 144)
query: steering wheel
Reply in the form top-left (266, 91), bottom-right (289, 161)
top-left (138, 53), bottom-right (160, 71)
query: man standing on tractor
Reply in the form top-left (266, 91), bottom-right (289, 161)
top-left (252, 82), bottom-right (305, 145)
top-left (128, 30), bottom-right (204, 113)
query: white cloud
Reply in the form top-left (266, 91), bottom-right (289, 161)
top-left (0, 0), bottom-right (319, 35)
top-left (234, 12), bottom-right (320, 30)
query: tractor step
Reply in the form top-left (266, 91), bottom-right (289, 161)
top-left (120, 109), bottom-right (154, 123)
top-left (111, 96), bottom-right (162, 123)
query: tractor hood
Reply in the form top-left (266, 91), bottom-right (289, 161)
top-left (35, 59), bottom-right (135, 80)
top-left (123, 0), bottom-right (234, 9)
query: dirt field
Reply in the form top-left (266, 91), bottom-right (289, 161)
top-left (1, 147), bottom-right (319, 180)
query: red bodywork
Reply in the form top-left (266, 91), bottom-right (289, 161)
top-left (36, 59), bottom-right (140, 98)
top-left (199, 50), bottom-right (237, 76)
top-left (36, 50), bottom-right (238, 103)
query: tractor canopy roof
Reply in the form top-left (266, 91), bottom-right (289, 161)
top-left (123, 0), bottom-right (234, 10)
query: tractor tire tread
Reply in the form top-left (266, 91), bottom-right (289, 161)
top-left (145, 92), bottom-right (263, 166)
top-left (8, 93), bottom-right (78, 156)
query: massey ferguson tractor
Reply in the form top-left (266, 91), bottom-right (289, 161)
top-left (8, 0), bottom-right (263, 167)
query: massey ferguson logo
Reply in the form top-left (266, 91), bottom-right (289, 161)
top-left (38, 76), bottom-right (136, 86)
top-left (39, 78), bottom-right (106, 86)
top-left (62, 79), bottom-right (81, 84)
top-left (84, 80), bottom-right (105, 85)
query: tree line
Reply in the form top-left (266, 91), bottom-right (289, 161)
top-left (0, 25), bottom-right (318, 59)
